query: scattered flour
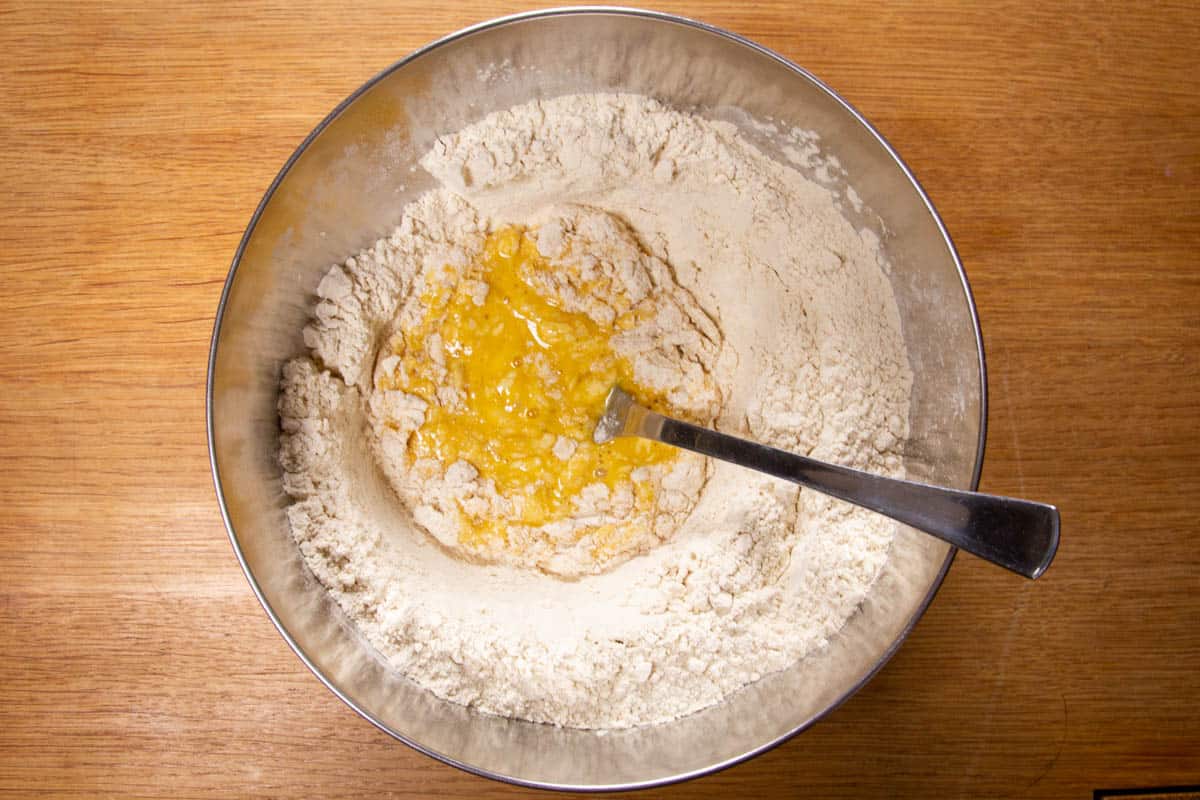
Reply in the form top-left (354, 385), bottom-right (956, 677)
top-left (279, 93), bottom-right (912, 729)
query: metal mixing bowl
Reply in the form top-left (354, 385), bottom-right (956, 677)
top-left (207, 8), bottom-right (985, 790)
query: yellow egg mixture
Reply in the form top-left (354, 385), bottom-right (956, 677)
top-left (379, 226), bottom-right (677, 556)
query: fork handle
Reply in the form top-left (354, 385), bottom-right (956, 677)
top-left (645, 413), bottom-right (1059, 579)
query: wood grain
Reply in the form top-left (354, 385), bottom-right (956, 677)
top-left (1, 1), bottom-right (1197, 796)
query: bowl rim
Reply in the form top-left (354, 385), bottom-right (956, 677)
top-left (206, 5), bottom-right (987, 792)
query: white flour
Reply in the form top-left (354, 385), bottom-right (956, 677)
top-left (279, 94), bottom-right (912, 729)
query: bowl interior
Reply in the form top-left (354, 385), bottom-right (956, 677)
top-left (208, 10), bottom-right (982, 790)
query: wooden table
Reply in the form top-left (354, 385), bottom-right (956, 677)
top-left (2, 2), bottom-right (1197, 797)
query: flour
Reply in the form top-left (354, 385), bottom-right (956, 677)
top-left (279, 93), bottom-right (912, 729)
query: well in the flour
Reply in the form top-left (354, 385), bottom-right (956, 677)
top-left (369, 216), bottom-right (720, 576)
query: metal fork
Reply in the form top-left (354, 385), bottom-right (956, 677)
top-left (594, 386), bottom-right (1059, 579)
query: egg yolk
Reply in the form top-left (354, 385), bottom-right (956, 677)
top-left (385, 226), bottom-right (676, 548)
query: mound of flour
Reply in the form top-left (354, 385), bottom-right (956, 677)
top-left (279, 93), bottom-right (912, 728)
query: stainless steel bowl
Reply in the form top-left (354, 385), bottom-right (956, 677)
top-left (207, 7), bottom-right (985, 790)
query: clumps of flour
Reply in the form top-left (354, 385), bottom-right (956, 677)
top-left (278, 93), bottom-right (912, 728)
top-left (528, 209), bottom-right (722, 417)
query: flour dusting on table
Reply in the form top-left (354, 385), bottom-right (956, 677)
top-left (278, 93), bottom-right (912, 729)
